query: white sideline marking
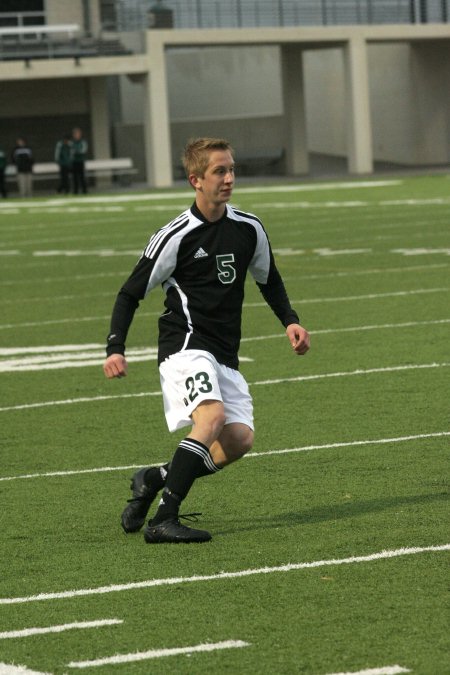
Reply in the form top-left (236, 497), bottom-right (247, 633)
top-left (392, 247), bottom-right (450, 256)
top-left (0, 545), bottom-right (447, 606)
top-left (0, 619), bottom-right (122, 640)
top-left (256, 197), bottom-right (450, 209)
top-left (2, 316), bottom-right (447, 358)
top-left (0, 181), bottom-right (402, 211)
top-left (0, 344), bottom-right (103, 356)
top-left (296, 262), bottom-right (449, 281)
top-left (2, 262), bottom-right (445, 288)
top-left (0, 360), bottom-right (448, 413)
top-left (0, 391), bottom-right (162, 414)
top-left (0, 431), bottom-right (448, 483)
top-left (29, 246), bottom-right (373, 259)
top-left (309, 317), bottom-right (450, 337)
top-left (326, 666), bottom-right (410, 675)
top-left (1, 316), bottom-right (448, 357)
top-left (251, 361), bottom-right (450, 386)
top-left (250, 287), bottom-right (450, 308)
top-left (314, 247), bottom-right (372, 256)
top-left (0, 348), bottom-right (251, 373)
top-left (0, 664), bottom-right (51, 675)
top-left (245, 431), bottom-right (450, 459)
top-left (0, 286), bottom-right (447, 330)
top-left (29, 207), bottom-right (125, 215)
top-left (32, 249), bottom-right (141, 258)
top-left (67, 639), bottom-right (250, 668)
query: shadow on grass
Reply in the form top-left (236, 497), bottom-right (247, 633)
top-left (214, 491), bottom-right (449, 536)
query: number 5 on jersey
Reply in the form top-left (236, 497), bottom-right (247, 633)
top-left (216, 253), bottom-right (236, 284)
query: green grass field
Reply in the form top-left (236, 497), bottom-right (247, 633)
top-left (0, 174), bottom-right (449, 675)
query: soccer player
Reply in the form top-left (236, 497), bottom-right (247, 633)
top-left (103, 137), bottom-right (310, 544)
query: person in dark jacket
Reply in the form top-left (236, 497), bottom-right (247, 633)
top-left (0, 146), bottom-right (7, 198)
top-left (71, 127), bottom-right (88, 194)
top-left (55, 134), bottom-right (72, 194)
top-left (12, 138), bottom-right (34, 198)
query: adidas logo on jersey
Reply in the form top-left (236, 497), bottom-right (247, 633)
top-left (194, 247), bottom-right (208, 259)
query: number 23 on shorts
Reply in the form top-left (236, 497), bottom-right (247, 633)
top-left (184, 371), bottom-right (213, 404)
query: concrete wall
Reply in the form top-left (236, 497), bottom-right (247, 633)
top-left (118, 38), bottom-right (450, 173)
top-left (303, 41), bottom-right (450, 166)
top-left (166, 46), bottom-right (283, 120)
top-left (303, 48), bottom-right (347, 158)
top-left (115, 43), bottom-right (286, 177)
top-left (1, 22), bottom-right (450, 186)
top-left (0, 78), bottom-right (91, 163)
top-left (0, 79), bottom-right (89, 118)
top-left (409, 42), bottom-right (450, 164)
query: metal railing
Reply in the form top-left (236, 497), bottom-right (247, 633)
top-left (111, 0), bottom-right (449, 30)
top-left (0, 11), bottom-right (45, 30)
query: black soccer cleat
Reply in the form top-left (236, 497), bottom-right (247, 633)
top-left (121, 467), bottom-right (162, 533)
top-left (144, 516), bottom-right (212, 544)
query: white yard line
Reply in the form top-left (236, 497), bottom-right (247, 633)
top-left (1, 317), bottom-right (447, 357)
top-left (255, 197), bottom-right (450, 209)
top-left (246, 287), bottom-right (450, 310)
top-left (251, 361), bottom-right (450, 386)
top-left (245, 432), bottom-right (450, 459)
top-left (0, 545), bottom-right (447, 606)
top-left (2, 271), bottom-right (129, 287)
top-left (0, 665), bottom-right (52, 675)
top-left (2, 262), bottom-right (446, 288)
top-left (0, 431), bottom-right (448, 483)
top-left (0, 181), bottom-right (402, 212)
top-left (0, 360), bottom-right (448, 413)
top-left (0, 619), bottom-right (122, 640)
top-left (0, 287), bottom-right (448, 331)
top-left (325, 666), bottom-right (410, 675)
top-left (67, 639), bottom-right (250, 668)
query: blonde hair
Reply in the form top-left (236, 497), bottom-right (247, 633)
top-left (182, 137), bottom-right (234, 178)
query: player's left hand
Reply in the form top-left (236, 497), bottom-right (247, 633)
top-left (286, 324), bottom-right (310, 356)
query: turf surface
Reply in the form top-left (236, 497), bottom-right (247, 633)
top-left (0, 174), bottom-right (449, 674)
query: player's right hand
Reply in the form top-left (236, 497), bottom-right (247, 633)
top-left (103, 354), bottom-right (128, 379)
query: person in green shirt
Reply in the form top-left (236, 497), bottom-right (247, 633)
top-left (71, 127), bottom-right (88, 194)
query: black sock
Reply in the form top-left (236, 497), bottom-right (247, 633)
top-left (196, 452), bottom-right (222, 477)
top-left (151, 438), bottom-right (211, 524)
top-left (144, 463), bottom-right (170, 490)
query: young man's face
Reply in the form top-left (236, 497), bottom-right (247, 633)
top-left (190, 150), bottom-right (235, 207)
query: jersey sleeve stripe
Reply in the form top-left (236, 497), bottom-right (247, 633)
top-left (144, 214), bottom-right (190, 259)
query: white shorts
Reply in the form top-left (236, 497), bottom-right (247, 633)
top-left (159, 349), bottom-right (254, 433)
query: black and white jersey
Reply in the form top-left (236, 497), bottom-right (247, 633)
top-left (106, 202), bottom-right (299, 369)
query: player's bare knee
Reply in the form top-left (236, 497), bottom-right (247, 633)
top-left (229, 427), bottom-right (254, 458)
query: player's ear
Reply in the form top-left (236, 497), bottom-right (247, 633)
top-left (189, 173), bottom-right (202, 190)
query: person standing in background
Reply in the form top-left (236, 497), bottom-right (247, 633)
top-left (71, 127), bottom-right (88, 194)
top-left (55, 134), bottom-right (72, 194)
top-left (0, 146), bottom-right (7, 198)
top-left (12, 138), bottom-right (34, 198)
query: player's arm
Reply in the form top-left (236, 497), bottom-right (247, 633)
top-left (255, 246), bottom-right (310, 356)
top-left (103, 289), bottom-right (139, 378)
top-left (103, 256), bottom-right (154, 379)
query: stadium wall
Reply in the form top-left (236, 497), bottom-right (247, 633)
top-left (1, 23), bottom-right (450, 187)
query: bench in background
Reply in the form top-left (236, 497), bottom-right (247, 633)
top-left (6, 158), bottom-right (137, 186)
